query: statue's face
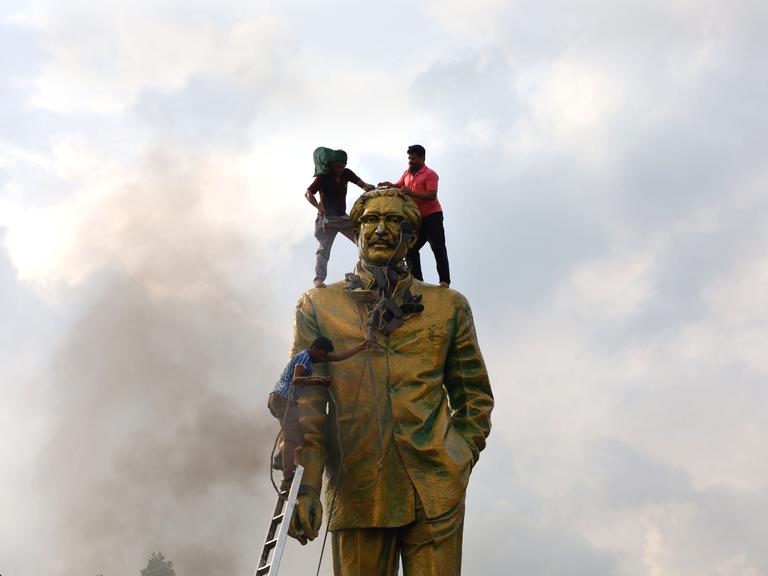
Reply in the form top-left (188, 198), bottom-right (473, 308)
top-left (358, 196), bottom-right (412, 266)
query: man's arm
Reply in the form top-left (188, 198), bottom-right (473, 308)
top-left (403, 170), bottom-right (438, 201)
top-left (326, 338), bottom-right (373, 362)
top-left (444, 294), bottom-right (494, 464)
top-left (403, 188), bottom-right (437, 201)
top-left (378, 171), bottom-right (407, 189)
top-left (346, 169), bottom-right (374, 192)
top-left (354, 177), bottom-right (375, 192)
top-left (305, 178), bottom-right (325, 215)
top-left (292, 364), bottom-right (331, 386)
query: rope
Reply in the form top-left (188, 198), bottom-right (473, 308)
top-left (268, 431), bottom-right (281, 495)
top-left (269, 379), bottom-right (297, 496)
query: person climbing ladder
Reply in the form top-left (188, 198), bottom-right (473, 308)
top-left (268, 335), bottom-right (371, 487)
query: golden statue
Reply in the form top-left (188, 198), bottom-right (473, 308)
top-left (288, 188), bottom-right (493, 575)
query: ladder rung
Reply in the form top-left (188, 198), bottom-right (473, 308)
top-left (253, 465), bottom-right (304, 576)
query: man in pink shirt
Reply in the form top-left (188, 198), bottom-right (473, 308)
top-left (380, 144), bottom-right (450, 286)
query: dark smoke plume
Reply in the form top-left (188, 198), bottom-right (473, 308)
top-left (38, 153), bottom-right (284, 576)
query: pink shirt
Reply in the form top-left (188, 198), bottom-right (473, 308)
top-left (395, 165), bottom-right (442, 217)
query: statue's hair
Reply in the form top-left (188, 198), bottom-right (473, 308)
top-left (349, 187), bottom-right (421, 233)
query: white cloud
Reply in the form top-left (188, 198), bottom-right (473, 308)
top-left (716, 554), bottom-right (766, 576)
top-left (26, 2), bottom-right (292, 114)
top-left (3, 0), bottom-right (768, 574)
top-left (558, 249), bottom-right (657, 322)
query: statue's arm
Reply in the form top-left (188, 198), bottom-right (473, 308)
top-left (285, 294), bottom-right (330, 543)
top-left (444, 294), bottom-right (494, 464)
top-left (291, 294), bottom-right (330, 492)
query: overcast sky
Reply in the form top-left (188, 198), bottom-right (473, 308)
top-left (2, 1), bottom-right (768, 575)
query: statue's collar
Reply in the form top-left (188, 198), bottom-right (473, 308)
top-left (347, 261), bottom-right (412, 299)
top-left (344, 261), bottom-right (424, 334)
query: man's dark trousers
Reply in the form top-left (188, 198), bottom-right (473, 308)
top-left (407, 211), bottom-right (450, 285)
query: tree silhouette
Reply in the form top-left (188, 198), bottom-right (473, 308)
top-left (140, 551), bottom-right (176, 576)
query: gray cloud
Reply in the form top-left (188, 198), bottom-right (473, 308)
top-left (464, 450), bottom-right (619, 575)
top-left (585, 438), bottom-right (692, 507)
top-left (133, 76), bottom-right (262, 149)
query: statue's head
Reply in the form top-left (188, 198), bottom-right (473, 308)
top-left (350, 188), bottom-right (421, 267)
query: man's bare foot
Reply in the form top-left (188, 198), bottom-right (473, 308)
top-left (313, 281), bottom-right (326, 288)
top-left (440, 282), bottom-right (450, 288)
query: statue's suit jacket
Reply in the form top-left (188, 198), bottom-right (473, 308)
top-left (292, 277), bottom-right (493, 530)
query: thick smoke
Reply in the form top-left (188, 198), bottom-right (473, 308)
top-left (37, 154), bottom-right (287, 576)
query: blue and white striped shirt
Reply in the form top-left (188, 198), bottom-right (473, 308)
top-left (273, 349), bottom-right (313, 400)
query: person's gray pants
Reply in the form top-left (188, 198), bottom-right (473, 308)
top-left (314, 215), bottom-right (356, 283)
